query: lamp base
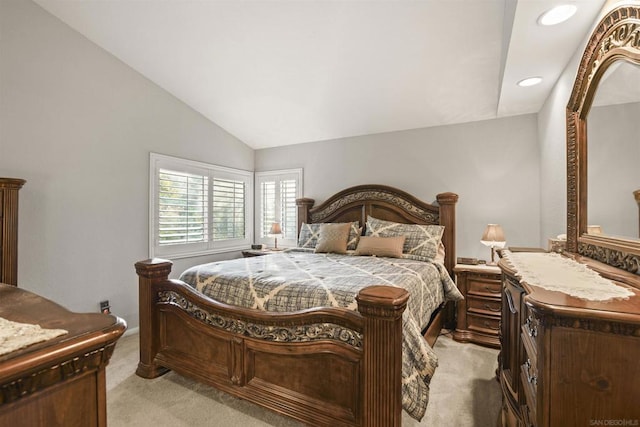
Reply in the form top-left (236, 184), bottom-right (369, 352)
top-left (487, 247), bottom-right (499, 266)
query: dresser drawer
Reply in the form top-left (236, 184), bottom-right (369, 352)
top-left (520, 364), bottom-right (537, 422)
top-left (521, 307), bottom-right (540, 362)
top-left (467, 312), bottom-right (501, 335)
top-left (501, 400), bottom-right (520, 427)
top-left (521, 402), bottom-right (535, 427)
top-left (467, 295), bottom-right (501, 316)
top-left (468, 277), bottom-right (502, 297)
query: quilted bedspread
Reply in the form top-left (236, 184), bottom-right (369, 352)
top-left (179, 250), bottom-right (463, 420)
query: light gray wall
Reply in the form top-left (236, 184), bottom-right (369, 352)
top-left (256, 114), bottom-right (541, 262)
top-left (537, 60), bottom-right (575, 244)
top-left (0, 0), bottom-right (254, 329)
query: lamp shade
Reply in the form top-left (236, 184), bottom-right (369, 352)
top-left (269, 222), bottom-right (282, 236)
top-left (481, 224), bottom-right (506, 248)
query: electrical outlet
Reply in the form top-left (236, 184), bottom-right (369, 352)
top-left (99, 300), bottom-right (111, 314)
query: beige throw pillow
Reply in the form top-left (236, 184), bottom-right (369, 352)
top-left (314, 223), bottom-right (351, 254)
top-left (354, 236), bottom-right (406, 258)
top-left (298, 222), bottom-right (361, 250)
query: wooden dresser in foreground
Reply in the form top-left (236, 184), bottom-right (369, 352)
top-left (0, 284), bottom-right (126, 427)
top-left (452, 263), bottom-right (502, 348)
top-left (498, 254), bottom-right (640, 427)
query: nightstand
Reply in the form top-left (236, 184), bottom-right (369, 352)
top-left (242, 249), bottom-right (279, 257)
top-left (452, 263), bottom-right (502, 348)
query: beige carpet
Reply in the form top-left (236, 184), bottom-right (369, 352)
top-left (106, 331), bottom-right (501, 426)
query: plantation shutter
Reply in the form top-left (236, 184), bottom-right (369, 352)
top-left (158, 169), bottom-right (208, 246)
top-left (150, 153), bottom-right (252, 258)
top-left (260, 181), bottom-right (276, 238)
top-left (255, 169), bottom-right (302, 248)
top-left (280, 179), bottom-right (297, 239)
top-left (212, 178), bottom-right (246, 241)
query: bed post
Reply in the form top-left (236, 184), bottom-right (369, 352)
top-left (436, 192), bottom-right (458, 330)
top-left (436, 192), bottom-right (458, 276)
top-left (356, 286), bottom-right (409, 427)
top-left (296, 197), bottom-right (315, 236)
top-left (134, 258), bottom-right (172, 379)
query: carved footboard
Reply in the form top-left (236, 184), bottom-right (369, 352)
top-left (135, 259), bottom-right (408, 427)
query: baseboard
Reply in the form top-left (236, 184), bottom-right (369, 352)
top-left (123, 327), bottom-right (139, 337)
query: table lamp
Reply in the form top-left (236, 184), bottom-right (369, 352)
top-left (269, 222), bottom-right (283, 250)
top-left (481, 224), bottom-right (506, 265)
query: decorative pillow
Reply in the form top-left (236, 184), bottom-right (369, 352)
top-left (347, 225), bottom-right (363, 250)
top-left (365, 216), bottom-right (444, 261)
top-left (314, 223), bottom-right (350, 254)
top-left (354, 236), bottom-right (406, 258)
top-left (298, 222), bottom-right (361, 250)
top-left (435, 241), bottom-right (446, 264)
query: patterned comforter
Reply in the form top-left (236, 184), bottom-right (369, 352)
top-left (179, 250), bottom-right (463, 420)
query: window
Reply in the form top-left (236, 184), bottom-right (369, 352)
top-left (150, 153), bottom-right (252, 258)
top-left (255, 169), bottom-right (303, 248)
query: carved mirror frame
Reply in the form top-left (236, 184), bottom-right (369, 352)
top-left (567, 5), bottom-right (640, 274)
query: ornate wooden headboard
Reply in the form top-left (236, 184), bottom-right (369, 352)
top-left (296, 184), bottom-right (458, 275)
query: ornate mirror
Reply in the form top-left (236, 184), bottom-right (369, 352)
top-left (588, 61), bottom-right (640, 240)
top-left (566, 5), bottom-right (640, 274)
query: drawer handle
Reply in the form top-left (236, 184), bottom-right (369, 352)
top-left (483, 320), bottom-right (500, 331)
top-left (505, 288), bottom-right (517, 314)
top-left (525, 360), bottom-right (537, 386)
top-left (525, 316), bottom-right (538, 338)
top-left (483, 303), bottom-right (501, 312)
top-left (484, 285), bottom-right (501, 294)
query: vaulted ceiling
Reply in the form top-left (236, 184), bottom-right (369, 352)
top-left (34, 0), bottom-right (607, 149)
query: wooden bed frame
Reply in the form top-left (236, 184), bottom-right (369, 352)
top-left (135, 184), bottom-right (458, 426)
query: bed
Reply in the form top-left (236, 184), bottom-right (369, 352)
top-left (135, 184), bottom-right (460, 426)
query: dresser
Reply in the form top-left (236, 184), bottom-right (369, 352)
top-left (0, 178), bottom-right (26, 286)
top-left (452, 263), bottom-right (502, 348)
top-left (0, 284), bottom-right (126, 426)
top-left (498, 253), bottom-right (640, 426)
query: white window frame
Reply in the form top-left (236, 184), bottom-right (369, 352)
top-left (255, 168), bottom-right (303, 249)
top-left (150, 153), bottom-right (253, 259)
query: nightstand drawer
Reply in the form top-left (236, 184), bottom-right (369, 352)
top-left (468, 277), bottom-right (502, 297)
top-left (467, 295), bottom-right (501, 316)
top-left (467, 312), bottom-right (501, 335)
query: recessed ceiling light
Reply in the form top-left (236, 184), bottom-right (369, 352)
top-left (538, 4), bottom-right (577, 26)
top-left (517, 77), bottom-right (543, 87)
